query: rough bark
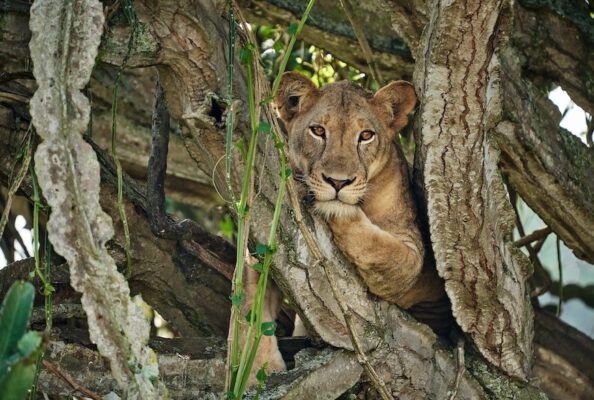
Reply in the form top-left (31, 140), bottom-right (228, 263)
top-left (238, 0), bottom-right (594, 266)
top-left (0, 5), bottom-right (219, 209)
top-left (513, 0), bottom-right (594, 116)
top-left (495, 38), bottom-right (594, 266)
top-left (28, 308), bottom-right (594, 399)
top-left (0, 0), bottom-right (593, 398)
top-left (414, 0), bottom-right (533, 379)
top-left (28, 1), bottom-right (168, 397)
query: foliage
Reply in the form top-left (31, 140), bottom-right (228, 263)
top-left (226, 2), bottom-right (314, 398)
top-left (254, 24), bottom-right (370, 89)
top-left (0, 281), bottom-right (44, 400)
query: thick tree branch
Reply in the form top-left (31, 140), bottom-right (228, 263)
top-left (238, 0), bottom-right (414, 81)
top-left (414, 0), bottom-right (533, 379)
top-left (514, 0), bottom-right (594, 115)
top-left (132, 1), bottom-right (548, 397)
top-left (497, 46), bottom-right (594, 264)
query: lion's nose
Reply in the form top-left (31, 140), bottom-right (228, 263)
top-left (322, 174), bottom-right (355, 191)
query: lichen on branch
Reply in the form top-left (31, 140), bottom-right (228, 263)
top-left (28, 1), bottom-right (167, 398)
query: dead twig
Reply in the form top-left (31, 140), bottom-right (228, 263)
top-left (508, 189), bottom-right (552, 298)
top-left (448, 337), bottom-right (466, 400)
top-left (338, 0), bottom-right (383, 85)
top-left (513, 227), bottom-right (552, 248)
top-left (42, 359), bottom-right (103, 400)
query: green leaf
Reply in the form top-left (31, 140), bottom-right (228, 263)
top-left (0, 358), bottom-right (37, 400)
top-left (280, 167), bottom-right (292, 179)
top-left (261, 321), bottom-right (277, 336)
top-left (226, 390), bottom-right (238, 400)
top-left (16, 332), bottom-right (42, 358)
top-left (258, 122), bottom-right (271, 134)
top-left (43, 284), bottom-right (56, 296)
top-left (240, 47), bottom-right (253, 65)
top-left (256, 364), bottom-right (268, 382)
top-left (287, 23), bottom-right (299, 35)
top-left (245, 308), bottom-right (253, 323)
top-left (255, 243), bottom-right (270, 256)
top-left (274, 141), bottom-right (284, 150)
top-left (219, 215), bottom-right (235, 240)
top-left (230, 293), bottom-right (244, 307)
top-left (252, 262), bottom-right (263, 272)
top-left (0, 282), bottom-right (35, 360)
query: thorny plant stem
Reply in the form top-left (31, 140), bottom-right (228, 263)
top-left (228, 1), bottom-right (314, 396)
top-left (29, 166), bottom-right (54, 400)
top-left (234, 143), bottom-right (289, 398)
top-left (229, 45), bottom-right (259, 392)
top-left (268, 0), bottom-right (316, 100)
top-left (30, 167), bottom-right (53, 295)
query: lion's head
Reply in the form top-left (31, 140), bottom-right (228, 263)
top-left (274, 72), bottom-right (417, 218)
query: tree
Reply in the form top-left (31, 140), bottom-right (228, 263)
top-left (0, 0), bottom-right (593, 399)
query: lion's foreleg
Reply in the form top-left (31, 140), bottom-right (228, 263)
top-left (228, 262), bottom-right (286, 387)
top-left (329, 209), bottom-right (424, 308)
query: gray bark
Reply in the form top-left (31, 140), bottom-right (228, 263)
top-left (28, 1), bottom-right (168, 397)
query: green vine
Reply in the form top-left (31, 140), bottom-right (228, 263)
top-left (110, 0), bottom-right (138, 279)
top-left (225, 2), bottom-right (238, 205)
top-left (227, 1), bottom-right (314, 397)
top-left (28, 165), bottom-right (54, 400)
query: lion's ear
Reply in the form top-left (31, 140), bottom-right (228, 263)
top-left (372, 81), bottom-right (417, 132)
top-left (274, 72), bottom-right (318, 123)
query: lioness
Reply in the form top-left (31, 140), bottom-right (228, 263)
top-left (239, 73), bottom-right (450, 382)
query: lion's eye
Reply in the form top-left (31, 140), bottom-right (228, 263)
top-left (309, 125), bottom-right (326, 138)
top-left (359, 130), bottom-right (375, 142)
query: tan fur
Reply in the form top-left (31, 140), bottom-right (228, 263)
top-left (228, 257), bottom-right (285, 387)
top-left (275, 72), bottom-right (447, 308)
top-left (238, 73), bottom-right (449, 384)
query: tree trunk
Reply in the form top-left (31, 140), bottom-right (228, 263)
top-left (1, 0), bottom-right (593, 398)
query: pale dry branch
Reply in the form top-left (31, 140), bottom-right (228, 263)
top-left (28, 1), bottom-right (167, 397)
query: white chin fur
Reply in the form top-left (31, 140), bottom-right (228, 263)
top-left (314, 201), bottom-right (359, 219)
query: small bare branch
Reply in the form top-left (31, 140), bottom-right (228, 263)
top-left (513, 227), bottom-right (552, 248)
top-left (42, 360), bottom-right (103, 400)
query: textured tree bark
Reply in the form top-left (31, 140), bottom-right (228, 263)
top-left (1, 0), bottom-right (593, 398)
top-left (414, 0), bottom-right (533, 380)
top-left (232, 0), bottom-right (594, 266)
top-left (0, 6), bottom-right (218, 209)
top-left (20, 309), bottom-right (594, 399)
top-left (130, 0), bottom-right (547, 398)
top-left (495, 46), bottom-right (594, 265)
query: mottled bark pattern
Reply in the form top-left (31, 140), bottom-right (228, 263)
top-left (28, 1), bottom-right (167, 397)
top-left (496, 44), bottom-right (594, 265)
top-left (415, 0), bottom-right (533, 379)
